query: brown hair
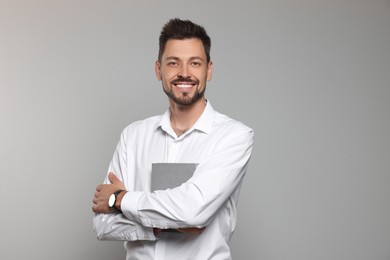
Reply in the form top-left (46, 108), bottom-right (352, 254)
top-left (158, 18), bottom-right (211, 62)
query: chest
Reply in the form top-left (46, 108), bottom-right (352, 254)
top-left (124, 132), bottom-right (215, 191)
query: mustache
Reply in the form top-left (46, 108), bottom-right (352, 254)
top-left (171, 77), bottom-right (199, 84)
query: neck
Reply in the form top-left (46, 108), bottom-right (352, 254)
top-left (169, 97), bottom-right (206, 136)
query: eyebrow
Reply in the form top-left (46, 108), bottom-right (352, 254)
top-left (164, 56), bottom-right (205, 62)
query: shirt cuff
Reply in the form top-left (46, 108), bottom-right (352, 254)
top-left (121, 191), bottom-right (145, 223)
top-left (136, 226), bottom-right (156, 241)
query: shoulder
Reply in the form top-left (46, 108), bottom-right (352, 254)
top-left (208, 110), bottom-right (254, 149)
top-left (120, 114), bottom-right (162, 139)
top-left (213, 110), bottom-right (254, 137)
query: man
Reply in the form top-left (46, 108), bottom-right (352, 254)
top-left (92, 18), bottom-right (254, 260)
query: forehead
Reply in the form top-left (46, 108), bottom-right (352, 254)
top-left (162, 38), bottom-right (206, 60)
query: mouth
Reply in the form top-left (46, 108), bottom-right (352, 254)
top-left (174, 83), bottom-right (196, 88)
top-left (172, 80), bottom-right (198, 90)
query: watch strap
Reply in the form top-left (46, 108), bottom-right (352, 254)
top-left (109, 189), bottom-right (125, 209)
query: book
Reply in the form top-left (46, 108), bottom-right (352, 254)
top-left (151, 163), bottom-right (198, 191)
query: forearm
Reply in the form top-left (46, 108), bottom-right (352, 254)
top-left (92, 130), bottom-right (158, 241)
top-left (93, 212), bottom-right (156, 241)
top-left (120, 131), bottom-right (254, 229)
top-left (121, 169), bottom-right (246, 229)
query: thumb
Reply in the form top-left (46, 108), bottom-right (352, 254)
top-left (108, 172), bottom-right (121, 184)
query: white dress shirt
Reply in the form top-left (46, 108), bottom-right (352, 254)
top-left (93, 101), bottom-right (254, 260)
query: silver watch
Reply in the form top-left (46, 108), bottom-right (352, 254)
top-left (108, 190), bottom-right (124, 208)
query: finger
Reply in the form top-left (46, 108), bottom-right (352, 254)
top-left (96, 185), bottom-right (101, 192)
top-left (153, 228), bottom-right (162, 237)
top-left (92, 205), bottom-right (101, 213)
top-left (93, 191), bottom-right (102, 201)
top-left (108, 172), bottom-right (121, 184)
top-left (177, 227), bottom-right (206, 234)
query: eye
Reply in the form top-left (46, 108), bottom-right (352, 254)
top-left (191, 61), bottom-right (201, 67)
top-left (167, 61), bottom-right (178, 66)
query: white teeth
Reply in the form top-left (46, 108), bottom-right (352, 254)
top-left (177, 84), bottom-right (193, 88)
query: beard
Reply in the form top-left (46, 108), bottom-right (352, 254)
top-left (163, 81), bottom-right (206, 106)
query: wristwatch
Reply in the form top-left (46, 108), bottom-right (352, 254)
top-left (108, 190), bottom-right (125, 209)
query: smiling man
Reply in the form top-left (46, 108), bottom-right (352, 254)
top-left (159, 38), bottom-right (211, 106)
top-left (92, 18), bottom-right (254, 260)
top-left (157, 36), bottom-right (212, 136)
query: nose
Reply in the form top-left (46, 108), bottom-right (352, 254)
top-left (177, 64), bottom-right (190, 78)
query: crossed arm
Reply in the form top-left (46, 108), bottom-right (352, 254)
top-left (92, 126), bottom-right (253, 241)
top-left (92, 172), bottom-right (205, 237)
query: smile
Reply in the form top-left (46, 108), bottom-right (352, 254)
top-left (175, 83), bottom-right (195, 88)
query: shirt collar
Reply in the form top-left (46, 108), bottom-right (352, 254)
top-left (156, 100), bottom-right (215, 137)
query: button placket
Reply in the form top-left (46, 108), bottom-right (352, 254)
top-left (167, 140), bottom-right (179, 162)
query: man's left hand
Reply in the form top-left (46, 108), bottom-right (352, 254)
top-left (92, 172), bottom-right (126, 213)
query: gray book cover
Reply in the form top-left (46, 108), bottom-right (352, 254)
top-left (151, 163), bottom-right (198, 191)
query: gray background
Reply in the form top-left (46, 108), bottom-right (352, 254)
top-left (1, 0), bottom-right (390, 259)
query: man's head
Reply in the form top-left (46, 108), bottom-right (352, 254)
top-left (156, 18), bottom-right (213, 107)
top-left (158, 18), bottom-right (211, 63)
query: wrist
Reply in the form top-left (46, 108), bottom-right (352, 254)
top-left (114, 190), bottom-right (127, 212)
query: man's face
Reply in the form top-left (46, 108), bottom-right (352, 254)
top-left (155, 38), bottom-right (213, 106)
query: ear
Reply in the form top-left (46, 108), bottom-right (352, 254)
top-left (207, 61), bottom-right (214, 81)
top-left (155, 60), bottom-right (162, 81)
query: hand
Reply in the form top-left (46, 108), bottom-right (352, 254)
top-left (177, 227), bottom-right (206, 234)
top-left (92, 172), bottom-right (126, 213)
top-left (153, 227), bottom-right (206, 237)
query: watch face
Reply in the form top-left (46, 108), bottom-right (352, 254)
top-left (108, 193), bottom-right (115, 208)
